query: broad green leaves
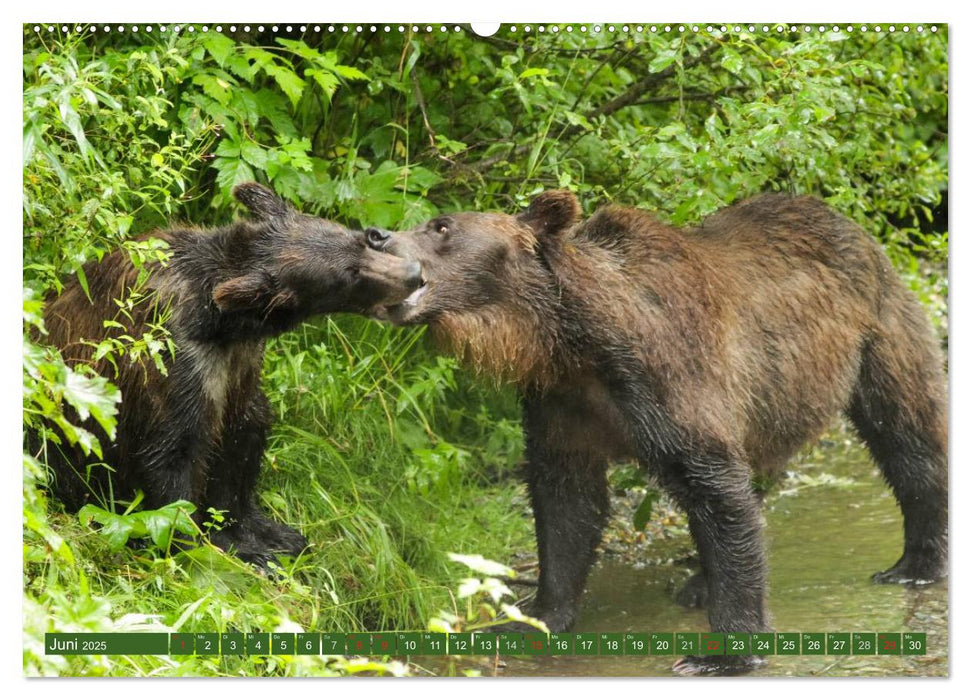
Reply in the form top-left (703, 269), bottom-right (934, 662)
top-left (184, 36), bottom-right (389, 219)
top-left (23, 293), bottom-right (122, 459)
top-left (78, 500), bottom-right (197, 552)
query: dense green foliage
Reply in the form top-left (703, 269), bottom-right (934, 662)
top-left (23, 24), bottom-right (947, 676)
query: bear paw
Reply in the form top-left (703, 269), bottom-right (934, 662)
top-left (256, 521), bottom-right (309, 556)
top-left (673, 654), bottom-right (766, 676)
top-left (872, 556), bottom-right (947, 586)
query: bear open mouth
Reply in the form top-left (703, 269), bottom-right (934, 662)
top-left (401, 282), bottom-right (428, 308)
top-left (372, 279), bottom-right (429, 325)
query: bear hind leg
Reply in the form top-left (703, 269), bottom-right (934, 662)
top-left (847, 329), bottom-right (947, 585)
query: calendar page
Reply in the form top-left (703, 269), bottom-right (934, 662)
top-left (22, 16), bottom-right (949, 680)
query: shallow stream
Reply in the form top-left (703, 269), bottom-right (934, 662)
top-left (493, 438), bottom-right (948, 677)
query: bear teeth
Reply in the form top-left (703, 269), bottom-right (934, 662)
top-left (404, 284), bottom-right (428, 307)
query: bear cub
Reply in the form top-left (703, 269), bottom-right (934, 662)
top-left (33, 183), bottom-right (423, 567)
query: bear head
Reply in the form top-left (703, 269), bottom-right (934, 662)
top-left (365, 190), bottom-right (581, 327)
top-left (212, 183), bottom-right (423, 330)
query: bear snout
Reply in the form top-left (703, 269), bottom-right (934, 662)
top-left (404, 261), bottom-right (423, 290)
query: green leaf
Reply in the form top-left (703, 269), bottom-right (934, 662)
top-left (334, 64), bottom-right (369, 81)
top-left (214, 157), bottom-right (255, 192)
top-left (254, 89), bottom-right (296, 136)
top-left (518, 67), bottom-right (550, 80)
top-left (192, 74), bottom-right (231, 106)
top-left (563, 111), bottom-right (593, 131)
top-left (264, 64), bottom-right (306, 109)
top-left (306, 69), bottom-right (340, 101)
top-left (648, 49), bottom-right (678, 73)
top-left (23, 124), bottom-right (40, 164)
top-left (214, 139), bottom-right (241, 158)
top-left (225, 54), bottom-right (259, 81)
top-left (632, 490), bottom-right (659, 532)
top-left (276, 37), bottom-right (321, 62)
top-left (74, 264), bottom-right (91, 301)
top-left (139, 502), bottom-right (196, 549)
top-left (813, 104), bottom-right (835, 122)
top-left (57, 99), bottom-right (91, 157)
top-left (203, 33), bottom-right (236, 68)
top-left (61, 370), bottom-right (121, 436)
top-left (240, 140), bottom-right (268, 170)
top-left (78, 507), bottom-right (136, 551)
top-left (402, 165), bottom-right (443, 192)
top-left (720, 48), bottom-right (744, 74)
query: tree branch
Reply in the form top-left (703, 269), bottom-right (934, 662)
top-left (629, 84), bottom-right (749, 106)
top-left (411, 68), bottom-right (437, 149)
top-left (469, 42), bottom-right (720, 172)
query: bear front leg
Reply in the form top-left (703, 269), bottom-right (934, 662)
top-left (205, 389), bottom-right (308, 567)
top-left (524, 431), bottom-right (610, 632)
top-left (667, 451), bottom-right (768, 676)
top-left (133, 372), bottom-right (215, 511)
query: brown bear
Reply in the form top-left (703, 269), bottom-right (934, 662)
top-left (366, 191), bottom-right (948, 674)
top-left (32, 183), bottom-right (423, 568)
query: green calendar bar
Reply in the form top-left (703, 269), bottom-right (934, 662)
top-left (221, 633), bottom-right (244, 656)
top-left (752, 633), bottom-right (775, 655)
top-left (43, 631), bottom-right (929, 656)
top-left (448, 633), bottom-right (473, 655)
top-left (574, 633), bottom-right (598, 655)
top-left (45, 633), bottom-right (169, 656)
top-left (651, 632), bottom-right (675, 655)
top-left (700, 632), bottom-right (725, 656)
top-left (297, 633), bottom-right (320, 655)
top-left (372, 633), bottom-right (396, 655)
top-left (397, 633), bottom-right (422, 655)
top-left (246, 633), bottom-right (269, 656)
top-left (827, 633), bottom-right (851, 655)
top-left (675, 632), bottom-right (699, 655)
top-left (474, 632), bottom-right (498, 655)
top-left (524, 633), bottom-right (549, 655)
top-left (725, 632), bottom-right (750, 656)
top-left (170, 633), bottom-right (194, 656)
top-left (777, 632), bottom-right (800, 655)
top-left (346, 633), bottom-right (371, 655)
top-left (421, 632), bottom-right (447, 655)
top-left (878, 632), bottom-right (902, 655)
top-left (272, 633), bottom-right (295, 655)
top-left (320, 633), bottom-right (344, 654)
top-left (625, 633), bottom-right (650, 656)
top-left (853, 632), bottom-right (877, 655)
top-left (903, 632), bottom-right (926, 656)
top-left (802, 633), bottom-right (825, 655)
top-left (195, 633), bottom-right (219, 656)
top-left (550, 633), bottom-right (572, 655)
top-left (498, 632), bottom-right (523, 655)
top-left (599, 633), bottom-right (624, 656)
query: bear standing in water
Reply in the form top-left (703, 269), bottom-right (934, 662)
top-left (367, 191), bottom-right (947, 674)
top-left (33, 183), bottom-right (423, 568)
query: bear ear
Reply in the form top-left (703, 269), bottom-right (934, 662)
top-left (516, 190), bottom-right (582, 240)
top-left (212, 272), bottom-right (270, 312)
top-left (233, 182), bottom-right (292, 221)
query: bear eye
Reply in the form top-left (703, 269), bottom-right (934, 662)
top-left (435, 223), bottom-right (449, 236)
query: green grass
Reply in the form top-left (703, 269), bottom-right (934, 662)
top-left (23, 317), bottom-right (533, 677)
